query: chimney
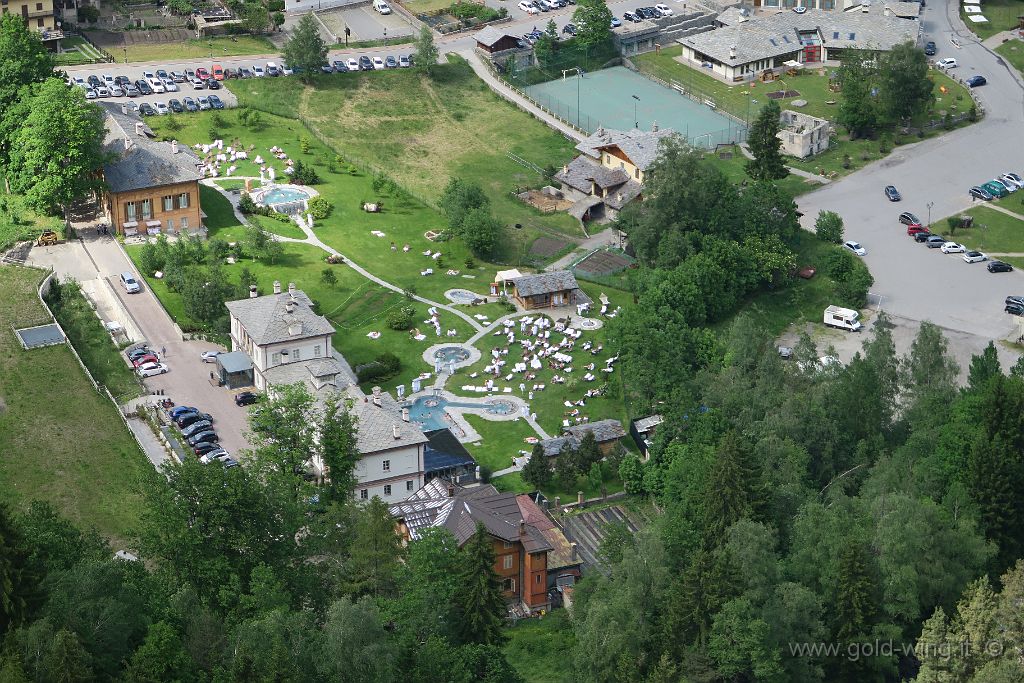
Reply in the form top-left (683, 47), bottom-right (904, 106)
top-left (121, 103), bottom-right (128, 115)
top-left (249, 285), bottom-right (258, 298)
top-left (883, 6), bottom-right (890, 15)
top-left (402, 408), bottom-right (410, 422)
top-left (519, 521), bottom-right (526, 536)
top-left (288, 282), bottom-right (296, 297)
top-left (273, 280), bottom-right (282, 294)
top-left (288, 321), bottom-right (302, 336)
top-left (616, 192), bottom-right (623, 203)
top-left (570, 542), bottom-right (578, 561)
top-left (372, 396), bottom-right (381, 407)
top-left (171, 140), bottom-right (178, 154)
top-left (372, 386), bottom-right (382, 398)
top-left (285, 301), bottom-right (294, 315)
top-left (123, 137), bottom-right (132, 151)
top-left (577, 490), bottom-right (584, 505)
top-left (562, 164), bottom-right (568, 175)
top-left (729, 45), bottom-right (737, 60)
top-left (448, 486), bottom-right (456, 497)
top-left (135, 122), bottom-right (145, 137)
top-left (392, 424), bottom-right (400, 439)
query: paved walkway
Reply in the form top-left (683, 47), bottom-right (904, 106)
top-left (460, 49), bottom-right (588, 143)
top-left (127, 416), bottom-right (171, 469)
top-left (982, 30), bottom-right (1022, 50)
top-left (544, 227), bottom-right (619, 272)
top-left (985, 202), bottom-right (1024, 222)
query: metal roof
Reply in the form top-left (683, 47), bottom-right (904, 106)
top-left (474, 26), bottom-right (519, 47)
top-left (632, 414), bottom-right (664, 433)
top-left (225, 290), bottom-right (335, 346)
top-left (100, 102), bottom-right (202, 194)
top-left (424, 428), bottom-right (477, 473)
top-left (216, 350), bottom-right (253, 374)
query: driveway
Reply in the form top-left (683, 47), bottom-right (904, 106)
top-left (29, 229), bottom-right (254, 459)
top-left (796, 0), bottom-right (1024, 344)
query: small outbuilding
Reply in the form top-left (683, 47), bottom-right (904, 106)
top-left (215, 350), bottom-right (254, 389)
top-left (630, 414), bottom-right (663, 458)
top-left (510, 270), bottom-right (588, 310)
top-left (474, 27), bottom-right (522, 54)
top-left (563, 419), bottom-right (627, 455)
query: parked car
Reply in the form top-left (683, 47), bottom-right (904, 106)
top-left (206, 78), bottom-right (221, 90)
top-left (624, 11), bottom-right (641, 21)
top-left (127, 346), bottom-right (152, 361)
top-left (153, 101), bottom-right (169, 115)
top-left (1000, 172), bottom-right (1024, 189)
top-left (169, 405), bottom-right (197, 419)
top-left (187, 430), bottom-right (219, 446)
top-left (1006, 303), bottom-right (1024, 316)
top-left (359, 55), bottom-right (373, 71)
top-left (161, 78), bottom-right (178, 92)
top-left (654, 2), bottom-right (672, 14)
top-left (156, 69), bottom-right (169, 80)
top-left (238, 67), bottom-right (253, 78)
top-left (907, 225), bottom-right (928, 236)
top-left (373, 56), bottom-right (385, 70)
top-left (347, 57), bottom-right (359, 70)
top-left (149, 79), bottom-right (166, 94)
top-left (189, 76), bottom-right (206, 89)
top-left (333, 60), bottom-right (347, 72)
top-left (137, 363), bottom-right (169, 377)
top-left (844, 240), bottom-right (866, 256)
top-left (212, 64), bottom-right (225, 80)
top-left (399, 55), bottom-right (411, 68)
top-left (208, 94), bottom-right (225, 109)
top-left (519, 0), bottom-right (539, 13)
top-left (132, 354), bottom-right (159, 368)
top-left (970, 185), bottom-right (994, 200)
top-left (562, 22), bottom-right (577, 34)
top-left (924, 41), bottom-right (936, 56)
top-left (200, 449), bottom-right (230, 464)
top-left (235, 391), bottom-right (259, 406)
top-left (941, 242), bottom-right (965, 254)
top-left (177, 411), bottom-right (213, 429)
top-left (182, 97), bottom-right (199, 112)
top-left (792, 5), bottom-right (807, 11)
top-left (982, 180), bottom-right (1009, 198)
top-left (136, 80), bottom-right (153, 95)
top-left (926, 235), bottom-right (946, 248)
top-left (124, 84), bottom-right (140, 98)
top-left (898, 212), bottom-right (922, 227)
top-left (321, 63), bottom-right (334, 74)
top-left (1005, 296), bottom-right (1024, 307)
top-left (935, 57), bottom-right (958, 69)
top-left (266, 62), bottom-right (280, 76)
top-left (171, 71), bottom-right (186, 83)
top-left (88, 74), bottom-right (102, 87)
top-left (913, 231), bottom-right (933, 243)
top-left (110, 86), bottom-right (125, 97)
top-left (201, 350), bottom-right (222, 363)
top-left (385, 55), bottom-right (398, 68)
top-left (884, 185), bottom-right (902, 201)
top-left (989, 261), bottom-right (1014, 273)
top-left (193, 440), bottom-right (223, 455)
top-left (990, 178), bottom-right (1016, 193)
top-left (610, 16), bottom-right (622, 27)
top-left (102, 73), bottom-right (115, 86)
top-left (373, 0), bottom-right (392, 13)
top-left (181, 420), bottom-right (213, 438)
top-left (197, 96), bottom-right (211, 110)
top-left (94, 85), bottom-right (110, 97)
top-left (966, 75), bottom-right (987, 88)
top-left (963, 251), bottom-right (988, 263)
top-left (195, 67), bottom-right (210, 80)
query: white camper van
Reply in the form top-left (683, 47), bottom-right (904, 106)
top-left (823, 305), bottom-right (861, 331)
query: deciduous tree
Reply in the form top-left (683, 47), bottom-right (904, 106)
top-left (572, 0), bottom-right (612, 49)
top-left (815, 210), bottom-right (844, 244)
top-left (877, 41), bottom-right (933, 124)
top-left (414, 25), bottom-right (439, 76)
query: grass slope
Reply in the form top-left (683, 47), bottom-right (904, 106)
top-left (0, 266), bottom-right (153, 546)
top-left (960, 0), bottom-right (1024, 40)
top-left (504, 610), bottom-right (576, 683)
top-left (995, 39), bottom-right (1024, 76)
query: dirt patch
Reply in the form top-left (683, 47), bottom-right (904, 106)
top-left (517, 190), bottom-right (574, 213)
top-left (529, 236), bottom-right (569, 258)
top-left (766, 90), bottom-right (802, 100)
top-left (574, 249), bottom-right (633, 276)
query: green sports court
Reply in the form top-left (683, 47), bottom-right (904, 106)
top-left (524, 66), bottom-right (746, 148)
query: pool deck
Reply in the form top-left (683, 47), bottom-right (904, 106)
top-left (422, 342), bottom-right (482, 370)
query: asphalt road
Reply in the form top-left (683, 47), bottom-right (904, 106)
top-left (796, 0), bottom-right (1024, 341)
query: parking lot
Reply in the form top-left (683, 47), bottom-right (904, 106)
top-left (70, 68), bottom-right (239, 117)
top-left (317, 4), bottom-right (416, 41)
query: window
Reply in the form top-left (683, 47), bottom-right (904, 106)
top-left (166, 218), bottom-right (174, 232)
top-left (125, 202), bottom-right (136, 222)
top-left (36, 17), bottom-right (43, 26)
top-left (833, 31), bottom-right (839, 39)
top-left (360, 489), bottom-right (368, 500)
top-left (163, 195), bottom-right (174, 212)
top-left (536, 574), bottom-right (542, 584)
top-left (503, 555), bottom-right (513, 570)
top-left (503, 540), bottom-right (512, 549)
top-left (406, 480), bottom-right (414, 491)
top-left (35, 3), bottom-right (41, 9)
top-left (502, 577), bottom-right (515, 592)
top-left (271, 352), bottom-right (281, 366)
top-left (382, 460), bottom-right (390, 472)
top-left (141, 199), bottom-right (151, 219)
top-left (180, 217), bottom-right (188, 230)
top-left (292, 348), bottom-right (300, 361)
top-left (849, 33), bottom-right (856, 40)
top-left (178, 193), bottom-right (190, 209)
top-left (314, 346), bottom-right (322, 358)
top-left (383, 484), bottom-right (392, 496)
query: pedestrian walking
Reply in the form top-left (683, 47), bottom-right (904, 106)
top-left (161, 345), bottom-right (166, 357)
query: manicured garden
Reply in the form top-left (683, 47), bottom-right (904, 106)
top-left (960, 0), bottom-right (1023, 40)
top-left (995, 39), bottom-right (1024, 76)
top-left (702, 144), bottom-right (821, 197)
top-left (0, 265), bottom-right (155, 547)
top-left (0, 192), bottom-right (64, 252)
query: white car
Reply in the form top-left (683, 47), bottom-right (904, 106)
top-left (201, 350), bottom-right (222, 363)
top-left (84, 88), bottom-right (97, 99)
top-left (963, 250), bottom-right (988, 263)
top-left (518, 0), bottom-right (539, 13)
top-left (110, 86), bottom-right (125, 97)
top-left (71, 76), bottom-right (86, 88)
top-left (844, 240), bottom-right (866, 256)
top-left (252, 65), bottom-right (266, 77)
top-left (137, 362), bottom-right (169, 377)
top-left (153, 101), bottom-right (169, 115)
top-left (935, 57), bottom-right (958, 69)
top-left (1000, 173), bottom-right (1024, 190)
top-left (189, 77), bottom-right (206, 89)
top-left (148, 79), bottom-right (166, 93)
top-left (343, 57), bottom-right (357, 71)
top-left (373, 56), bottom-right (385, 70)
top-left (654, 3), bottom-right (673, 15)
top-left (200, 449), bottom-right (231, 464)
top-left (102, 74), bottom-right (115, 85)
top-left (142, 70), bottom-right (155, 80)
top-left (941, 242), bottom-right (965, 254)
top-left (281, 63), bottom-right (294, 76)
top-left (162, 78), bottom-right (178, 92)
top-left (95, 85), bottom-right (110, 97)
top-left (373, 0), bottom-right (392, 13)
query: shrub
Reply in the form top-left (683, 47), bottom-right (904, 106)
top-left (842, 154), bottom-right (852, 170)
top-left (300, 137), bottom-right (311, 154)
top-left (814, 210), bottom-right (844, 244)
top-left (968, 104), bottom-right (978, 122)
top-left (464, 256), bottom-right (475, 269)
top-left (308, 195), bottom-right (333, 219)
top-left (356, 352), bottom-right (402, 383)
top-left (291, 160), bottom-right (320, 185)
top-left (267, 0), bottom-right (284, 9)
top-left (238, 192), bottom-right (257, 214)
top-left (386, 306), bottom-right (415, 331)
top-left (498, 296), bottom-right (517, 313)
top-left (237, 107), bottom-right (263, 130)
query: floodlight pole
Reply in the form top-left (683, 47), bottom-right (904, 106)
top-left (927, 201), bottom-right (934, 229)
top-left (562, 67), bottom-right (582, 128)
top-left (632, 94), bottom-right (639, 128)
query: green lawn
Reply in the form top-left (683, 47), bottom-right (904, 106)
top-left (953, 205), bottom-right (1024, 255)
top-left (504, 609), bottom-right (575, 683)
top-left (703, 145), bottom-right (822, 197)
top-left (223, 58), bottom-right (585, 261)
top-left (0, 193), bottom-right (64, 252)
top-left (400, 0), bottom-right (452, 14)
top-left (633, 47), bottom-right (976, 178)
top-left (960, 0), bottom-right (1024, 40)
top-left (105, 35), bottom-right (277, 64)
top-left (0, 266), bottom-right (155, 547)
top-left (995, 39), bottom-right (1024, 76)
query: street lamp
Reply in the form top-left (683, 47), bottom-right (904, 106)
top-left (927, 201), bottom-right (934, 228)
top-left (746, 97), bottom-right (758, 127)
top-left (632, 94), bottom-right (639, 129)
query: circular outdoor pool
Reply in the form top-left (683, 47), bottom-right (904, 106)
top-left (250, 184), bottom-right (317, 215)
top-left (445, 289), bottom-right (482, 305)
top-left (434, 346), bottom-right (471, 364)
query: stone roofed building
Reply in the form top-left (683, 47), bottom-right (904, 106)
top-left (554, 126), bottom-right (675, 221)
top-left (98, 102), bottom-right (204, 237)
top-left (390, 479), bottom-right (555, 612)
top-left (473, 26), bottom-right (522, 54)
top-left (510, 270), bottom-right (589, 310)
top-left (537, 418), bottom-right (628, 458)
top-left (350, 387), bottom-right (429, 504)
top-left (678, 5), bottom-right (918, 83)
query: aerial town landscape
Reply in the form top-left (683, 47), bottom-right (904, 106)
top-left (3, 0), bottom-right (1024, 678)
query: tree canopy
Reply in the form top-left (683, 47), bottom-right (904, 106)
top-left (283, 14), bottom-right (328, 83)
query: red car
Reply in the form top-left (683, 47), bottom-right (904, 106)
top-left (211, 64), bottom-right (224, 81)
top-left (196, 67), bottom-right (210, 80)
top-left (907, 225), bottom-right (928, 236)
top-left (132, 353), bottom-right (159, 367)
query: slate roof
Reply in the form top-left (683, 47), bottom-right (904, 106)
top-left (225, 290), bottom-right (335, 346)
top-left (564, 419), bottom-right (627, 443)
top-left (512, 270), bottom-right (580, 298)
top-left (474, 26), bottom-right (518, 47)
top-left (575, 127), bottom-right (675, 172)
top-left (538, 435), bottom-right (577, 458)
top-left (881, 1), bottom-right (921, 19)
top-left (217, 350), bottom-right (252, 374)
top-left (424, 428), bottom-right (477, 474)
top-left (681, 8), bottom-right (917, 66)
top-left (555, 155), bottom-right (630, 194)
top-left (351, 391), bottom-right (428, 455)
top-left (99, 102), bottom-right (202, 194)
top-left (517, 494), bottom-right (578, 571)
top-left (632, 414), bottom-right (664, 433)
top-left (390, 479), bottom-right (552, 553)
top-left (262, 357), bottom-right (354, 397)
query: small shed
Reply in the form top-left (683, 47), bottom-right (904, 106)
top-left (215, 350), bottom-right (254, 389)
top-left (474, 26), bottom-right (521, 54)
top-left (564, 419), bottom-right (627, 456)
top-left (630, 414), bottom-right (663, 458)
top-left (511, 270), bottom-right (584, 310)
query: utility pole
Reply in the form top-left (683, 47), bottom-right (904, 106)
top-left (632, 94), bottom-right (639, 128)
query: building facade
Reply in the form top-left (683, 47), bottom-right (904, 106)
top-left (99, 103), bottom-right (203, 237)
top-left (351, 388), bottom-right (429, 504)
top-left (2, 0), bottom-right (60, 43)
top-left (510, 270), bottom-right (588, 310)
top-left (778, 109), bottom-right (830, 158)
